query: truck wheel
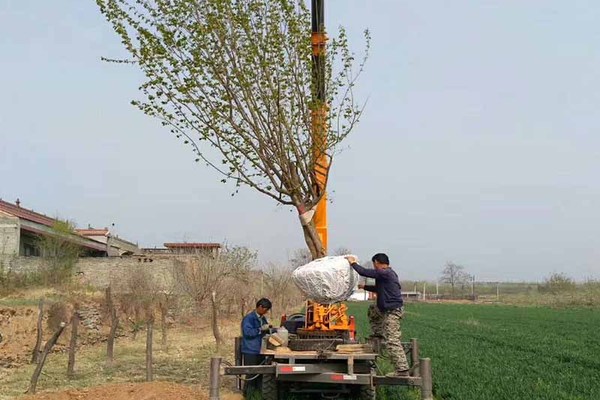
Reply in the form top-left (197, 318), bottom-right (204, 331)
top-left (261, 374), bottom-right (278, 400)
top-left (351, 385), bottom-right (376, 400)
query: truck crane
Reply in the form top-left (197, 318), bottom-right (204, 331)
top-left (221, 2), bottom-right (434, 399)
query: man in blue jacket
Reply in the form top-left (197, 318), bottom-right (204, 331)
top-left (241, 298), bottom-right (272, 396)
top-left (346, 253), bottom-right (410, 377)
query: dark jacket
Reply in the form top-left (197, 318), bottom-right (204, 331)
top-left (351, 262), bottom-right (404, 312)
top-left (241, 311), bottom-right (268, 355)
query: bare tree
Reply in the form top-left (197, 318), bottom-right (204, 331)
top-left (105, 286), bottom-right (119, 366)
top-left (38, 221), bottom-right (81, 285)
top-left (210, 291), bottom-right (223, 352)
top-left (96, 0), bottom-right (370, 259)
top-left (172, 246), bottom-right (256, 349)
top-left (173, 247), bottom-right (255, 308)
top-left (146, 308), bottom-right (154, 382)
top-left (263, 263), bottom-right (303, 318)
top-left (157, 292), bottom-right (176, 348)
top-left (333, 247), bottom-right (353, 256)
top-left (290, 248), bottom-right (312, 268)
top-left (440, 262), bottom-right (469, 298)
top-left (114, 266), bottom-right (160, 377)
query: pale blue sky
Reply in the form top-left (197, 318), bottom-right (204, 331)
top-left (1, 1), bottom-right (599, 281)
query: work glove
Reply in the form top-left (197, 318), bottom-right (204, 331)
top-left (260, 324), bottom-right (271, 332)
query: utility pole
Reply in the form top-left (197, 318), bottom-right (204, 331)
top-left (311, 0), bottom-right (328, 253)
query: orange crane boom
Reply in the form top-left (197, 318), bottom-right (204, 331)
top-left (304, 0), bottom-right (355, 341)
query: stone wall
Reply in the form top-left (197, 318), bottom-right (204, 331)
top-left (5, 254), bottom-right (188, 289)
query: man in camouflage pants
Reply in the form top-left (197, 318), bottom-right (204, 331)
top-left (346, 253), bottom-right (410, 376)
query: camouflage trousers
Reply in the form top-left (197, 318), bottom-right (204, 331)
top-left (368, 304), bottom-right (409, 372)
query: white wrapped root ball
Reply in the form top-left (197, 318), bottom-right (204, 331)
top-left (292, 255), bottom-right (360, 304)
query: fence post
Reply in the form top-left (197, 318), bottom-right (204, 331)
top-left (410, 338), bottom-right (420, 377)
top-left (420, 357), bottom-right (433, 400)
top-left (234, 337), bottom-right (242, 391)
top-left (31, 299), bottom-right (44, 364)
top-left (67, 310), bottom-right (79, 377)
top-left (209, 356), bottom-right (222, 400)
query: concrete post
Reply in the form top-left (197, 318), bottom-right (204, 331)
top-left (420, 358), bottom-right (433, 400)
top-left (209, 356), bottom-right (221, 400)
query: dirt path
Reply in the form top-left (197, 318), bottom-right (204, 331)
top-left (19, 382), bottom-right (243, 400)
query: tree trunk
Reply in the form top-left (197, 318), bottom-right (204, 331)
top-left (301, 222), bottom-right (326, 260)
top-left (31, 299), bottom-right (44, 364)
top-left (133, 306), bottom-right (143, 340)
top-left (106, 286), bottom-right (118, 366)
top-left (240, 297), bottom-right (246, 319)
top-left (227, 296), bottom-right (233, 316)
top-left (160, 300), bottom-right (168, 348)
top-left (27, 322), bottom-right (67, 394)
top-left (67, 311), bottom-right (79, 378)
top-left (210, 291), bottom-right (222, 353)
top-left (146, 316), bottom-right (154, 382)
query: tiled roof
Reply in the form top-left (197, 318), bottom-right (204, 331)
top-left (0, 199), bottom-right (56, 227)
top-left (164, 242), bottom-right (221, 249)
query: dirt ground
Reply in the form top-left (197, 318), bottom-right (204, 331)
top-left (0, 301), bottom-right (106, 370)
top-left (0, 306), bottom-right (41, 368)
top-left (0, 289), bottom-right (244, 400)
top-left (19, 382), bottom-right (243, 400)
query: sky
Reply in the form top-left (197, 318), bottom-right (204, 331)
top-left (1, 1), bottom-right (600, 282)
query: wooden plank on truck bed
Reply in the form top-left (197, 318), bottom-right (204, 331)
top-left (262, 349), bottom-right (378, 360)
top-left (336, 344), bottom-right (374, 353)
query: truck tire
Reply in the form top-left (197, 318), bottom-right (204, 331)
top-left (261, 374), bottom-right (278, 400)
top-left (351, 385), bottom-right (376, 400)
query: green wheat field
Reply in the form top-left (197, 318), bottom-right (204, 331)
top-left (347, 302), bottom-right (600, 400)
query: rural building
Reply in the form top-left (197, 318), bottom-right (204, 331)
top-left (143, 242), bottom-right (221, 257)
top-left (402, 290), bottom-right (422, 300)
top-left (0, 199), bottom-right (139, 258)
top-left (348, 289), bottom-right (375, 301)
top-left (76, 228), bottom-right (140, 256)
top-left (348, 289), bottom-right (421, 302)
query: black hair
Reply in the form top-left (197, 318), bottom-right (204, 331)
top-left (256, 298), bottom-right (272, 310)
top-left (371, 253), bottom-right (390, 265)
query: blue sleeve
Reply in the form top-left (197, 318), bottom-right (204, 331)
top-left (363, 285), bottom-right (377, 292)
top-left (242, 315), bottom-right (260, 339)
top-left (351, 263), bottom-right (378, 278)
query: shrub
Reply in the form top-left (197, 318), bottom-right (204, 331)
top-left (538, 273), bottom-right (576, 294)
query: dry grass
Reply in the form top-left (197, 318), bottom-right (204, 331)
top-left (0, 314), bottom-right (241, 400)
top-left (500, 287), bottom-right (600, 308)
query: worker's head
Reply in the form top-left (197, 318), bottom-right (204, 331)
top-left (256, 298), bottom-right (272, 315)
top-left (371, 253), bottom-right (390, 269)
